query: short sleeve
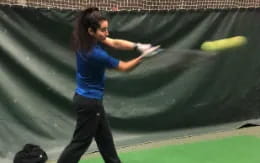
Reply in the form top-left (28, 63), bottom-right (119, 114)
top-left (93, 49), bottom-right (119, 68)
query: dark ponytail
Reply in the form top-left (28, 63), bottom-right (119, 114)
top-left (72, 7), bottom-right (107, 52)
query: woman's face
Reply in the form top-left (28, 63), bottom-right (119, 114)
top-left (90, 20), bottom-right (109, 41)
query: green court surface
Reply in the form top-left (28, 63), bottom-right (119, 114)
top-left (79, 136), bottom-right (260, 163)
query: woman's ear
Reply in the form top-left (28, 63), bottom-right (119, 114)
top-left (88, 27), bottom-right (95, 36)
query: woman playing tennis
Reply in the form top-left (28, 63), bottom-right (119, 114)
top-left (57, 7), bottom-right (151, 163)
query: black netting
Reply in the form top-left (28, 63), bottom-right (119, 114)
top-left (1, 0), bottom-right (260, 10)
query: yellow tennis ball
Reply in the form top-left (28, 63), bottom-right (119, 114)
top-left (201, 36), bottom-right (247, 51)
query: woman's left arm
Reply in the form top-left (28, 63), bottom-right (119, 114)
top-left (102, 37), bottom-right (151, 52)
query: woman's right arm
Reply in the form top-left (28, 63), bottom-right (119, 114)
top-left (116, 56), bottom-right (143, 72)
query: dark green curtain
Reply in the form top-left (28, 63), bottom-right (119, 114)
top-left (0, 6), bottom-right (260, 161)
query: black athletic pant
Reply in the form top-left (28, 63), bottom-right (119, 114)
top-left (57, 94), bottom-right (121, 163)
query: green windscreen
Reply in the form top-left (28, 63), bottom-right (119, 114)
top-left (0, 6), bottom-right (260, 161)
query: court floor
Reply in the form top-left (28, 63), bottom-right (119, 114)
top-left (75, 126), bottom-right (260, 163)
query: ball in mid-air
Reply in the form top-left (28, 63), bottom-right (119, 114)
top-left (201, 36), bottom-right (247, 51)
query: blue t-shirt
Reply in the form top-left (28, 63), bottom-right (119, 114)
top-left (75, 44), bottom-right (119, 99)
